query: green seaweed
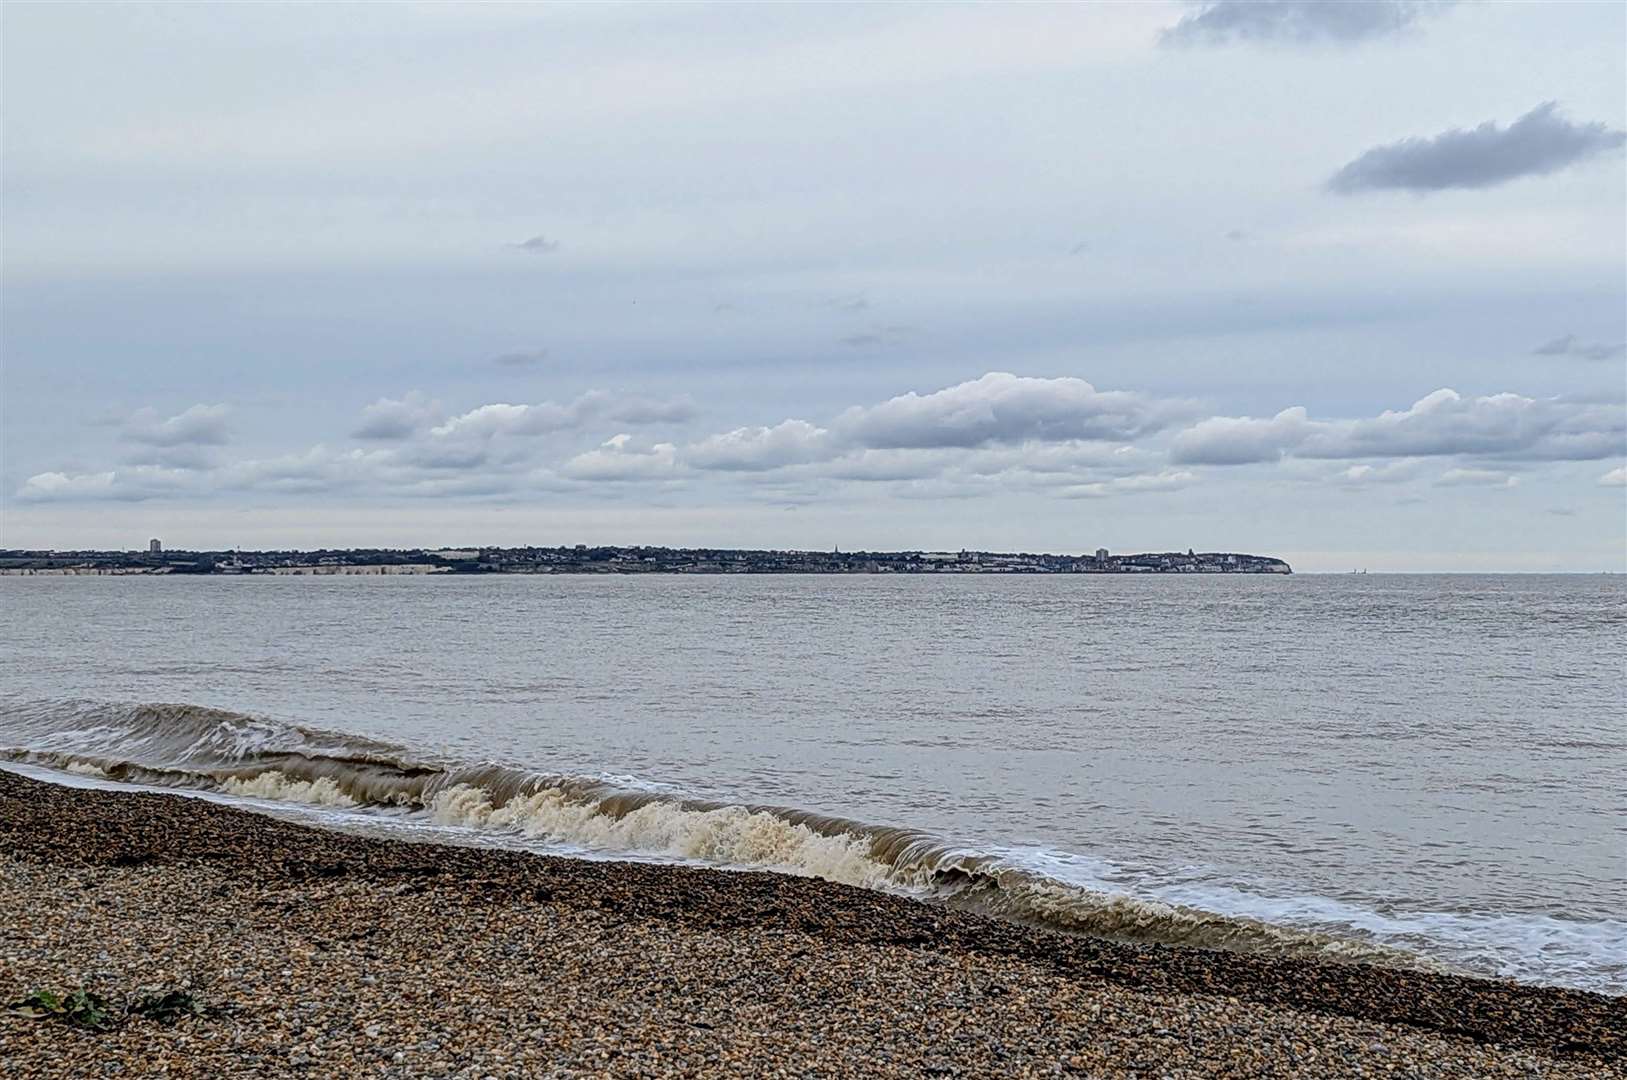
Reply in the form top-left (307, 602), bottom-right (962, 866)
top-left (7, 989), bottom-right (64, 1018)
top-left (8, 986), bottom-right (214, 1032)
top-left (129, 989), bottom-right (209, 1025)
top-left (8, 989), bottom-right (119, 1031)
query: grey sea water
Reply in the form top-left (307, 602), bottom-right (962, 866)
top-left (1, 573), bottom-right (1622, 991)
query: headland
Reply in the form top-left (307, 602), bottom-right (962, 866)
top-left (0, 545), bottom-right (1291, 576)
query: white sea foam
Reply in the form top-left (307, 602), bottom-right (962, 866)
top-left (417, 782), bottom-right (1433, 968)
top-left (221, 770), bottom-right (359, 808)
top-left (1000, 847), bottom-right (1627, 989)
top-left (428, 783), bottom-right (891, 888)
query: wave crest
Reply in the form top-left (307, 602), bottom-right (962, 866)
top-left (0, 698), bottom-right (1434, 972)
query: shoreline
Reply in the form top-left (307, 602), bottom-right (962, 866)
top-left (2, 769), bottom-right (1621, 1077)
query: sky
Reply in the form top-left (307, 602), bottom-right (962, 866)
top-left (2, 0), bottom-right (1624, 571)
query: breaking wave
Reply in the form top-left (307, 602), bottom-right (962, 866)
top-left (5, 698), bottom-right (1614, 988)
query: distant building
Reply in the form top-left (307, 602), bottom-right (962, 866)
top-left (427, 549), bottom-right (479, 561)
top-left (1095, 548), bottom-right (1109, 561)
top-left (149, 538), bottom-right (162, 554)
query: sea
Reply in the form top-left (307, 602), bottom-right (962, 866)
top-left (1, 572), bottom-right (1621, 994)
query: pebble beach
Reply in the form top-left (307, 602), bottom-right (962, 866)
top-left (2, 769), bottom-right (1621, 1079)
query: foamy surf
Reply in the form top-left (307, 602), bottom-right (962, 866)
top-left (3, 698), bottom-right (1620, 992)
top-left (221, 771), bottom-right (360, 808)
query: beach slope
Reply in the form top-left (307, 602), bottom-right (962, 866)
top-left (1, 770), bottom-right (1620, 1078)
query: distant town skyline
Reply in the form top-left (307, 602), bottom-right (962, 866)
top-left (3, 2), bottom-right (1624, 573)
top-left (0, 542), bottom-right (1296, 577)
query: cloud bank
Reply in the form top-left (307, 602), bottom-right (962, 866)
top-left (426, 392), bottom-right (694, 440)
top-left (834, 373), bottom-right (1182, 450)
top-left (1171, 389), bottom-right (1625, 465)
top-left (19, 376), bottom-right (1627, 508)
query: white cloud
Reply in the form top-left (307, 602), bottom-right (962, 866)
top-left (432, 399), bottom-right (595, 439)
top-left (220, 446), bottom-right (373, 494)
top-left (1330, 460), bottom-right (1425, 486)
top-left (685, 428), bottom-right (1163, 491)
top-left (124, 403), bottom-right (231, 447)
top-left (18, 376), bottom-right (1627, 516)
top-left (353, 393), bottom-right (442, 440)
top-left (1601, 465), bottom-right (1627, 487)
top-left (1169, 406), bottom-right (1311, 465)
top-left (1063, 469), bottom-right (1198, 499)
top-left (1435, 467), bottom-right (1518, 488)
top-left (17, 471), bottom-right (118, 501)
top-left (429, 391), bottom-right (693, 439)
top-left (561, 435), bottom-right (680, 482)
top-left (835, 372), bottom-right (1183, 450)
top-left (1173, 390), bottom-right (1625, 465)
top-left (687, 420), bottom-right (834, 472)
top-left (17, 465), bottom-right (199, 502)
top-left (17, 442), bottom-right (545, 504)
top-left (680, 376), bottom-right (1189, 492)
top-left (1278, 458), bottom-right (1434, 492)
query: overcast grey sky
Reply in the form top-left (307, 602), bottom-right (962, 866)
top-left (3, 0), bottom-right (1623, 570)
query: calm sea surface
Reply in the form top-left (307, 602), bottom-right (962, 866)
top-left (2, 573), bottom-right (1622, 991)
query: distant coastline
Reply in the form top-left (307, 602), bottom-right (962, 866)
top-left (0, 545), bottom-right (1292, 576)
